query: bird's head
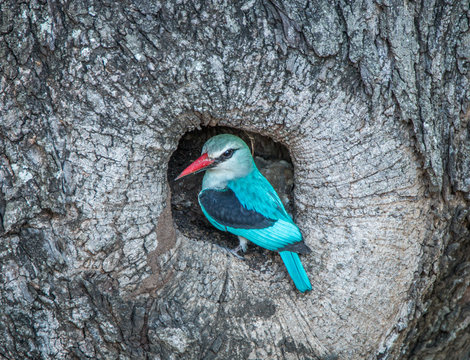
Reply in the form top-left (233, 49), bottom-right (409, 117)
top-left (175, 134), bottom-right (254, 181)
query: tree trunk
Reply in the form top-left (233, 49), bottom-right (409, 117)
top-left (1, 0), bottom-right (469, 359)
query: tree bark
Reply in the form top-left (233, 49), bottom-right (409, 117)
top-left (1, 0), bottom-right (469, 359)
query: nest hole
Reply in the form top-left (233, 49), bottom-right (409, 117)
top-left (168, 126), bottom-right (295, 259)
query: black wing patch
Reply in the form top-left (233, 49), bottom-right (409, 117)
top-left (199, 189), bottom-right (276, 229)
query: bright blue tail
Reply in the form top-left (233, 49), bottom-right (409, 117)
top-left (279, 251), bottom-right (312, 293)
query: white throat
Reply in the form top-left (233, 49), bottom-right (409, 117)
top-left (202, 161), bottom-right (253, 189)
top-left (202, 168), bottom-right (238, 189)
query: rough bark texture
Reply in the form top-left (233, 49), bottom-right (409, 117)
top-left (1, 0), bottom-right (469, 359)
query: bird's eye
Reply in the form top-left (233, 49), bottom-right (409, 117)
top-left (222, 149), bottom-right (235, 158)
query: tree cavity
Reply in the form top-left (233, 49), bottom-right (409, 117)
top-left (168, 126), bottom-right (295, 254)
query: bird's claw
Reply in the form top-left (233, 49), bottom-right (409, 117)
top-left (217, 245), bottom-right (245, 260)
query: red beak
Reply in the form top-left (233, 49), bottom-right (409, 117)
top-left (175, 153), bottom-right (215, 180)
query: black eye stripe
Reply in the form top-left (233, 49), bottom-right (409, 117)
top-left (218, 148), bottom-right (236, 161)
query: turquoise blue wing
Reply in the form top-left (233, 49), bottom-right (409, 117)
top-left (226, 219), bottom-right (302, 251)
top-left (198, 170), bottom-right (304, 252)
top-left (227, 169), bottom-right (293, 223)
top-left (200, 196), bottom-right (303, 251)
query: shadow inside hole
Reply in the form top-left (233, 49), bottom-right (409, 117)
top-left (168, 126), bottom-right (295, 261)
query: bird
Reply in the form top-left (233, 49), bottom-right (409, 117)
top-left (176, 134), bottom-right (312, 293)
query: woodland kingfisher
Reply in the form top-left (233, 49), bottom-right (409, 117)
top-left (176, 134), bottom-right (312, 293)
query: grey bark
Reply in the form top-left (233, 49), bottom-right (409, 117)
top-left (0, 0), bottom-right (469, 359)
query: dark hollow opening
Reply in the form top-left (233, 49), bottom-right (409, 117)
top-left (168, 126), bottom-right (295, 260)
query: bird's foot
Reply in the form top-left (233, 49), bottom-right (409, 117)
top-left (217, 245), bottom-right (245, 260)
